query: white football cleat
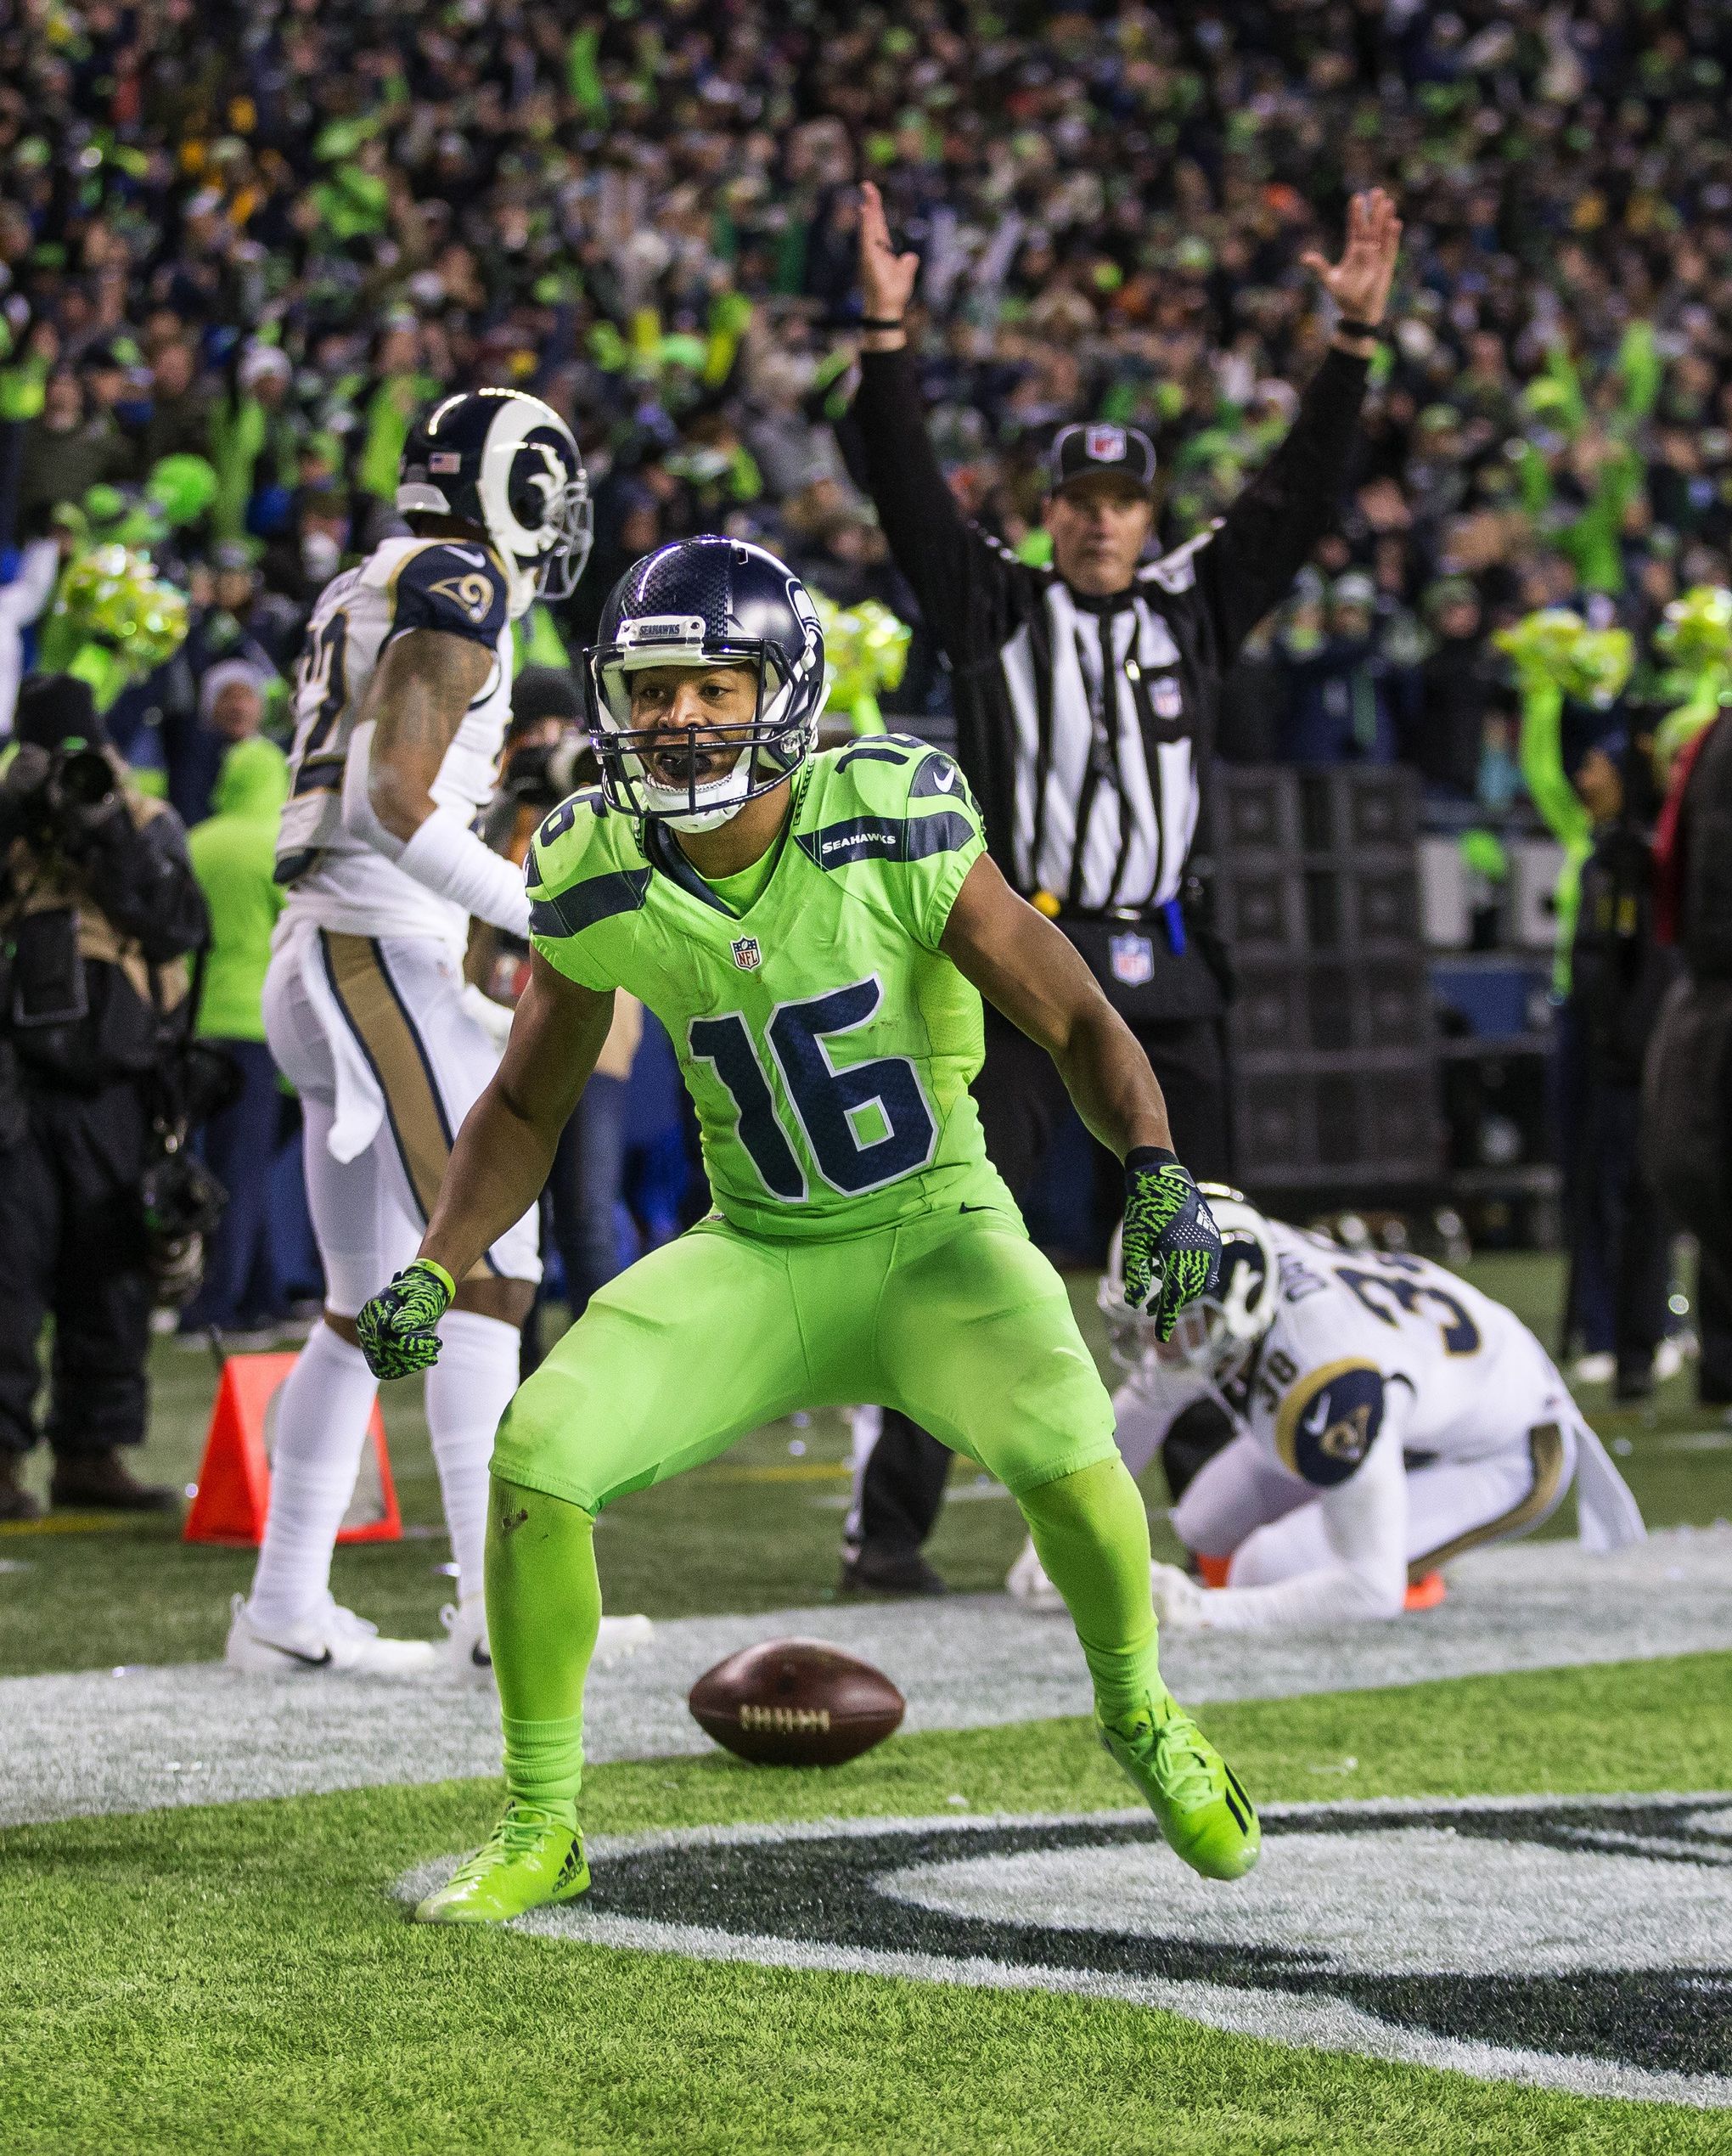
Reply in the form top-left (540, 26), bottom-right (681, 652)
top-left (224, 1593), bottom-right (438, 1677)
top-left (593, 1613), bottom-right (655, 1663)
top-left (1006, 1536), bottom-right (1064, 1613)
top-left (439, 1596), bottom-right (493, 1680)
top-left (1654, 1336), bottom-right (1689, 1383)
top-left (440, 1600), bottom-right (655, 1680)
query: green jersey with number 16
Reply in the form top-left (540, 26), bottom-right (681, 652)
top-left (526, 737), bottom-right (1015, 1239)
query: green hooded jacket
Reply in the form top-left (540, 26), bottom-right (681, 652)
top-left (187, 736), bottom-right (291, 1042)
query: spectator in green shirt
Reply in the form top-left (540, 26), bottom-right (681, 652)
top-left (180, 735), bottom-right (292, 1344)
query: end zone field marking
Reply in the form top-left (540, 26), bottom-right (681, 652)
top-left (399, 1793), bottom-right (1732, 2113)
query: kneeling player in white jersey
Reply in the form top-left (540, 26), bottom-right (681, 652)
top-left (1009, 1192), bottom-right (1645, 1629)
top-left (228, 388), bottom-right (600, 1677)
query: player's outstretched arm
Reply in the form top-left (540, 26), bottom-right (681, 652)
top-left (942, 853), bottom-right (1168, 1154)
top-left (940, 854), bottom-right (1219, 1337)
top-left (1157, 1399), bottom-right (1411, 1631)
top-left (356, 954), bottom-right (614, 1379)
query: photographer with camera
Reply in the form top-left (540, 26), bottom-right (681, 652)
top-left (0, 673), bottom-right (211, 1521)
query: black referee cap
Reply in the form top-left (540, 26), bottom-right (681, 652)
top-left (1048, 421), bottom-right (1157, 496)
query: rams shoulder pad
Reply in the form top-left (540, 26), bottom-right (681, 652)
top-left (1273, 1358), bottom-right (1386, 1488)
top-left (391, 541), bottom-right (509, 645)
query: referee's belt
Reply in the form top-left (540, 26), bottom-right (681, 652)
top-left (1030, 892), bottom-right (1188, 954)
top-left (1027, 897), bottom-right (1223, 1021)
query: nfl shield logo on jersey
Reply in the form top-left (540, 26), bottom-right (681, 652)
top-left (731, 935), bottom-right (762, 971)
top-left (1109, 932), bottom-right (1155, 987)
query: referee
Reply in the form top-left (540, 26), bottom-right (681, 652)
top-left (839, 181), bottom-right (1402, 1596)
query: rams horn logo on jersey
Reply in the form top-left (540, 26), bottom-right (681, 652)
top-left (1277, 1359), bottom-right (1385, 1485)
top-left (428, 573), bottom-right (496, 625)
top-left (1302, 1391), bottom-right (1374, 1465)
top-left (730, 936), bottom-right (762, 971)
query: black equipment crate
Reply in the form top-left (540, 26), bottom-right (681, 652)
top-left (1211, 767), bottom-right (1302, 856)
top-left (1298, 766), bottom-right (1420, 853)
top-left (1214, 860), bottom-right (1307, 953)
top-left (1302, 854), bottom-right (1422, 952)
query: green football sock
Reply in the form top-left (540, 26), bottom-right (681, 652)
top-left (1017, 1456), bottom-right (1167, 1724)
top-left (485, 1475), bottom-right (599, 1810)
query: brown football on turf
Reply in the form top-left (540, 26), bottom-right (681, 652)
top-left (688, 1637), bottom-right (906, 1767)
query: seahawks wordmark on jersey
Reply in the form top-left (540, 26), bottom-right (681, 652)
top-left (276, 537), bottom-right (512, 943)
top-left (528, 738), bottom-right (1013, 1240)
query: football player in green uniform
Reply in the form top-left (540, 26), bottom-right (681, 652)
top-left (357, 537), bottom-right (1257, 1922)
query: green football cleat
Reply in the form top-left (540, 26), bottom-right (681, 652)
top-left (1098, 1692), bottom-right (1261, 1882)
top-left (414, 1800), bottom-right (590, 1925)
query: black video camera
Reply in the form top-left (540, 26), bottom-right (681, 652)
top-left (0, 740), bottom-right (121, 858)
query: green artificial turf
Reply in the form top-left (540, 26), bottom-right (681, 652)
top-left (5, 1656), bottom-right (1727, 2156)
top-left (5, 1252), bottom-right (1729, 1677)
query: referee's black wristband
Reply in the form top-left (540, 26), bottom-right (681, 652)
top-left (1334, 318), bottom-right (1383, 341)
top-left (858, 316), bottom-right (905, 331)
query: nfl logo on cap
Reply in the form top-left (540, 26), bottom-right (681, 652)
top-left (1052, 420), bottom-right (1157, 493)
top-left (731, 936), bottom-right (762, 971)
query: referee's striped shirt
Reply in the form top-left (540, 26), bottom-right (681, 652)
top-left (849, 347), bottom-right (1370, 920)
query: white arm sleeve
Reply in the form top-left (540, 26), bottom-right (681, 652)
top-left (340, 718), bottom-right (531, 937)
top-left (397, 807), bottom-right (531, 938)
top-left (1194, 1391), bottom-right (1412, 1631)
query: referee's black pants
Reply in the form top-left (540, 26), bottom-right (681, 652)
top-left (0, 1079), bottom-right (155, 1461)
top-left (851, 1000), bottom-right (1231, 1563)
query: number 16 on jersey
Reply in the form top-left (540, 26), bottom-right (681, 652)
top-left (689, 977), bottom-right (937, 1201)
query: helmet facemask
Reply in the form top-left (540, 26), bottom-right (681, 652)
top-left (588, 616), bottom-right (814, 832)
top-left (503, 453), bottom-right (593, 617)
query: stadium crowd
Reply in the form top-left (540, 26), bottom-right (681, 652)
top-left (3, 0), bottom-right (1730, 1366)
top-left (9, 4), bottom-right (1732, 781)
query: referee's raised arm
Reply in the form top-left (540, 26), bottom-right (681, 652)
top-left (1195, 189), bottom-right (1404, 666)
top-left (846, 181), bottom-right (1027, 671)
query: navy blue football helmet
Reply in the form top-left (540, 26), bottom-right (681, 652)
top-left (585, 538), bottom-right (826, 830)
top-left (397, 389), bottom-right (591, 618)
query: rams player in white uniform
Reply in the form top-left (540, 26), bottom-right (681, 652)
top-left (226, 388), bottom-right (593, 1677)
top-left (1009, 1192), bottom-right (1644, 1629)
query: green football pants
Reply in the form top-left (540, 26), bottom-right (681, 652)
top-left (492, 1203), bottom-right (1118, 1511)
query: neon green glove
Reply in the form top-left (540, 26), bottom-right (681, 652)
top-left (356, 1259), bottom-right (456, 1380)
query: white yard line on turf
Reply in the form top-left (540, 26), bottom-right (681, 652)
top-left (3, 1525), bottom-right (1730, 1829)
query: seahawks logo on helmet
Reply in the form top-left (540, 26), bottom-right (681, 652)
top-left (583, 538), bottom-right (827, 834)
top-left (397, 389), bottom-right (592, 620)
